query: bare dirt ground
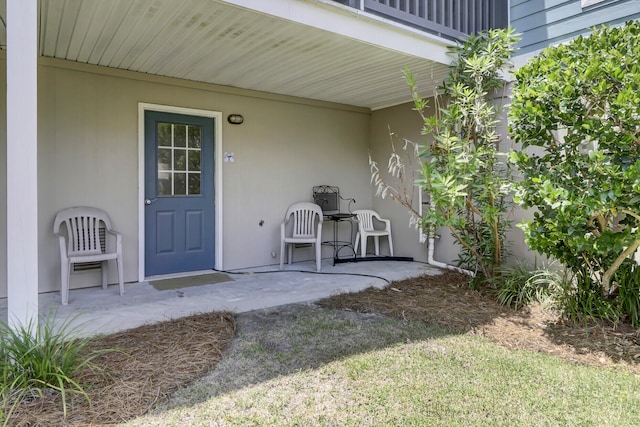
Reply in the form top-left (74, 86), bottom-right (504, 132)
top-left (8, 271), bottom-right (640, 425)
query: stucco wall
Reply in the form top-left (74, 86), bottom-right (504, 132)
top-left (369, 101), bottom-right (459, 265)
top-left (1, 55), bottom-right (374, 296)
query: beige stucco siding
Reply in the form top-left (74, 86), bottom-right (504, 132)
top-left (369, 101), bottom-right (458, 265)
top-left (1, 55), bottom-right (374, 296)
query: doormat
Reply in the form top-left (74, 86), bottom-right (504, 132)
top-left (150, 273), bottom-right (233, 291)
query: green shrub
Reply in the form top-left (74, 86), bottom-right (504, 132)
top-left (509, 21), bottom-right (640, 325)
top-left (370, 28), bottom-right (519, 281)
top-left (0, 313), bottom-right (107, 423)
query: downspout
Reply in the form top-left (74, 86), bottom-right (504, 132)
top-left (421, 199), bottom-right (475, 276)
top-left (427, 235), bottom-right (475, 277)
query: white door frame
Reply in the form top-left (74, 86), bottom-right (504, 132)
top-left (138, 103), bottom-right (223, 281)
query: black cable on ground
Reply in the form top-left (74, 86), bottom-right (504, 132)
top-left (334, 256), bottom-right (413, 264)
top-left (210, 256), bottom-right (450, 285)
top-left (212, 268), bottom-right (391, 284)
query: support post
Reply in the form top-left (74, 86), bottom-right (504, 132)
top-left (6, 0), bottom-right (39, 328)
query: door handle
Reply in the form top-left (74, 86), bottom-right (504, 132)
top-left (144, 199), bottom-right (152, 205)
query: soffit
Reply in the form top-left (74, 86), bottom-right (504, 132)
top-left (4, 0), bottom-right (453, 110)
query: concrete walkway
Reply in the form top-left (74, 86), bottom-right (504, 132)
top-left (1, 259), bottom-right (441, 337)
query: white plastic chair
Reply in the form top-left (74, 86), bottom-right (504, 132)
top-left (280, 202), bottom-right (324, 272)
top-left (53, 206), bottom-right (124, 305)
top-left (353, 209), bottom-right (394, 257)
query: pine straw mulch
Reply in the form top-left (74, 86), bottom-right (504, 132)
top-left (319, 270), bottom-right (640, 375)
top-left (9, 312), bottom-right (235, 427)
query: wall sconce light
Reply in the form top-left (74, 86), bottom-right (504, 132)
top-left (227, 114), bottom-right (244, 125)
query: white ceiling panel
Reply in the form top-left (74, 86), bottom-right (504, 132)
top-left (4, 0), bottom-right (454, 110)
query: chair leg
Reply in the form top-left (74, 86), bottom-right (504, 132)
top-left (101, 260), bottom-right (108, 290)
top-left (288, 244), bottom-right (293, 265)
top-left (374, 236), bottom-right (380, 256)
top-left (388, 234), bottom-right (394, 256)
top-left (61, 262), bottom-right (71, 305)
top-left (315, 242), bottom-right (322, 272)
top-left (354, 232), bottom-right (360, 256)
top-left (116, 256), bottom-right (124, 296)
top-left (361, 235), bottom-right (367, 258)
top-left (280, 240), bottom-right (286, 270)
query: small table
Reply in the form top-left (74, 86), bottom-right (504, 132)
top-left (323, 213), bottom-right (356, 264)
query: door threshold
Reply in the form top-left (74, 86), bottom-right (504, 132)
top-left (145, 269), bottom-right (216, 282)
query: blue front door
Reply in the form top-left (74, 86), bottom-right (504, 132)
top-left (145, 111), bottom-right (215, 276)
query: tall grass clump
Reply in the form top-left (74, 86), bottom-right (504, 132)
top-left (493, 262), bottom-right (558, 309)
top-left (494, 261), bottom-right (640, 328)
top-left (554, 263), bottom-right (640, 327)
top-left (0, 313), bottom-right (106, 424)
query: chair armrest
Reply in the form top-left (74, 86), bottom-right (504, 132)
top-left (105, 229), bottom-right (121, 239)
top-left (105, 229), bottom-right (123, 253)
top-left (55, 234), bottom-right (69, 261)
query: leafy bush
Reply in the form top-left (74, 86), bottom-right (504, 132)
top-left (509, 21), bottom-right (640, 325)
top-left (371, 28), bottom-right (519, 282)
top-left (0, 313), bottom-right (107, 423)
top-left (415, 28), bottom-right (519, 281)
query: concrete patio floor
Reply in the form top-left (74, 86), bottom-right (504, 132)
top-left (1, 259), bottom-right (442, 337)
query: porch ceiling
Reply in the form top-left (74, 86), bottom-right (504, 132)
top-left (4, 0), bottom-right (454, 110)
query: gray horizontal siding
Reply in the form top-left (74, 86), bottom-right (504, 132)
top-left (332, 0), bottom-right (509, 39)
top-left (511, 0), bottom-right (640, 55)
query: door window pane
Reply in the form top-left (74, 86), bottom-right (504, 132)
top-left (174, 149), bottom-right (186, 171)
top-left (188, 173), bottom-right (201, 195)
top-left (157, 123), bottom-right (171, 147)
top-left (158, 148), bottom-right (171, 170)
top-left (174, 173), bottom-right (186, 195)
top-left (188, 126), bottom-right (201, 148)
top-left (188, 150), bottom-right (201, 171)
top-left (158, 172), bottom-right (172, 196)
top-left (174, 124), bottom-right (186, 147)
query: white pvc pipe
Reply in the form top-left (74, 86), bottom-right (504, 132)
top-left (420, 181), bottom-right (474, 276)
top-left (427, 236), bottom-right (475, 277)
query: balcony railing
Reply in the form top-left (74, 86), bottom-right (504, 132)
top-left (333, 0), bottom-right (508, 40)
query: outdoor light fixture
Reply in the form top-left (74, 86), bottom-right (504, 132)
top-left (227, 114), bottom-right (244, 125)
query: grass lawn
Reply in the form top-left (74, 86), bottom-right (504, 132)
top-left (127, 306), bottom-right (640, 427)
